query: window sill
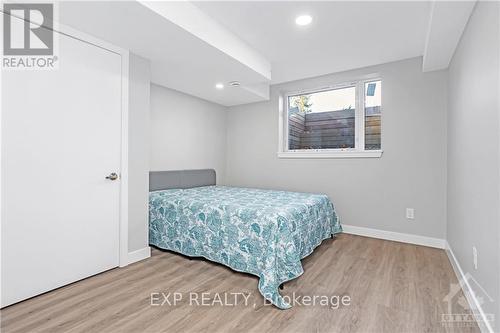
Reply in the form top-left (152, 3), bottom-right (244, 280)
top-left (277, 150), bottom-right (383, 159)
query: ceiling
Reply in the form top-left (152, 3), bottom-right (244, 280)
top-left (194, 1), bottom-right (432, 84)
top-left (59, 1), bottom-right (475, 106)
top-left (59, 1), bottom-right (270, 106)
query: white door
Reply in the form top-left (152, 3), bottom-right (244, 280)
top-left (1, 27), bottom-right (122, 307)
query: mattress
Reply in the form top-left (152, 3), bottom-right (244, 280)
top-left (149, 185), bottom-right (342, 309)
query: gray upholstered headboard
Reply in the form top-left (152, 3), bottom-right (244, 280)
top-left (149, 169), bottom-right (216, 191)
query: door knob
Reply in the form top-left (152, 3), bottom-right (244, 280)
top-left (105, 172), bottom-right (118, 180)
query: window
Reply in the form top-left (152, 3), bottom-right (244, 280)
top-left (364, 80), bottom-right (381, 150)
top-left (279, 78), bottom-right (382, 158)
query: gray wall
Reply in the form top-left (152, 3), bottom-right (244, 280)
top-left (128, 53), bottom-right (151, 252)
top-left (225, 57), bottom-right (448, 239)
top-left (150, 84), bottom-right (227, 183)
top-left (447, 1), bottom-right (500, 323)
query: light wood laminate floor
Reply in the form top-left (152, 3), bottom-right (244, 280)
top-left (1, 234), bottom-right (480, 333)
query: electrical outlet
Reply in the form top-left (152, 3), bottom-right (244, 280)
top-left (473, 246), bottom-right (478, 270)
top-left (406, 208), bottom-right (415, 219)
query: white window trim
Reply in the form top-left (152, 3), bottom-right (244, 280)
top-left (278, 76), bottom-right (383, 159)
top-left (277, 150), bottom-right (382, 159)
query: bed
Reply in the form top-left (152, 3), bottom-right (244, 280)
top-left (149, 169), bottom-right (342, 309)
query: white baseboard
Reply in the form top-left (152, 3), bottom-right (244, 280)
top-left (341, 224), bottom-right (446, 249)
top-left (445, 242), bottom-right (495, 333)
top-left (126, 247), bottom-right (151, 265)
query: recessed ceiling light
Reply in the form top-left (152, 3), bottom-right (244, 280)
top-left (295, 15), bottom-right (312, 26)
top-left (229, 81), bottom-right (240, 87)
top-left (215, 83), bottom-right (224, 89)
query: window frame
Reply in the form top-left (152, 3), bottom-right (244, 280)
top-left (278, 76), bottom-right (383, 159)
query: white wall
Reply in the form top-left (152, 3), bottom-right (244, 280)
top-left (225, 57), bottom-right (448, 239)
top-left (447, 1), bottom-right (500, 325)
top-left (150, 84), bottom-right (227, 183)
top-left (128, 53), bottom-right (151, 253)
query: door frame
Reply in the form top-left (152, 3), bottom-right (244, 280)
top-left (0, 12), bottom-right (132, 268)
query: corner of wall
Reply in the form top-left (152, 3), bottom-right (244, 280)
top-left (127, 53), bottom-right (152, 256)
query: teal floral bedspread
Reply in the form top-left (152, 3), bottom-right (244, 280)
top-left (149, 186), bottom-right (342, 309)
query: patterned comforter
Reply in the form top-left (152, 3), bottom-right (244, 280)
top-left (149, 186), bottom-right (342, 309)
